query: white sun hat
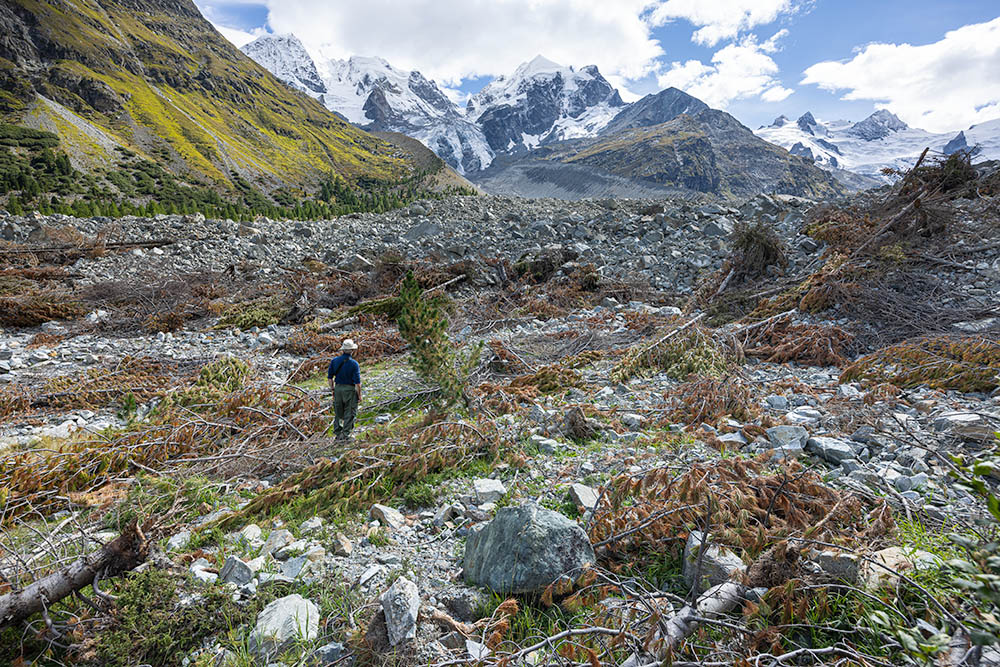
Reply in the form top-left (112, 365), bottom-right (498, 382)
top-left (340, 338), bottom-right (358, 351)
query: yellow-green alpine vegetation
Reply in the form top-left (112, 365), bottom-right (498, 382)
top-left (0, 0), bottom-right (422, 208)
top-left (550, 109), bottom-right (844, 199)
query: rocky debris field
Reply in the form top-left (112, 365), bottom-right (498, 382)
top-left (2, 156), bottom-right (1000, 667)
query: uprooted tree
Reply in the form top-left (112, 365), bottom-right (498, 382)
top-left (396, 271), bottom-right (482, 412)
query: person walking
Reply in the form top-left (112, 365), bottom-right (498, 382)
top-left (328, 339), bottom-right (361, 441)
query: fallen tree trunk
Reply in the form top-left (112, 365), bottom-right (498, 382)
top-left (0, 522), bottom-right (149, 629)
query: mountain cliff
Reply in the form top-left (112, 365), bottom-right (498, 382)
top-left (0, 0), bottom-right (408, 196)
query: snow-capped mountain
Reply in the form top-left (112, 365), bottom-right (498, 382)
top-left (757, 110), bottom-right (1000, 180)
top-left (241, 35), bottom-right (492, 174)
top-left (466, 55), bottom-right (625, 153)
top-left (241, 34), bottom-right (326, 95)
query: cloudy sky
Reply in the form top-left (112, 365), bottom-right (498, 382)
top-left (195, 0), bottom-right (1000, 133)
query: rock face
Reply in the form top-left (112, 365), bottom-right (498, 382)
top-left (240, 39), bottom-right (493, 174)
top-left (380, 576), bottom-right (420, 646)
top-left (464, 503), bottom-right (595, 594)
top-left (601, 87), bottom-right (708, 135)
top-left (251, 594), bottom-right (319, 657)
top-left (467, 56), bottom-right (625, 155)
top-left (240, 34), bottom-right (327, 94)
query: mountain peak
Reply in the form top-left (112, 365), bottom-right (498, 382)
top-left (849, 109), bottom-right (908, 140)
top-left (770, 114), bottom-right (790, 127)
top-left (519, 55), bottom-right (563, 77)
top-left (602, 87), bottom-right (708, 135)
top-left (241, 32), bottom-right (327, 95)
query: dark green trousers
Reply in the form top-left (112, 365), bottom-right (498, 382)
top-left (333, 384), bottom-right (358, 438)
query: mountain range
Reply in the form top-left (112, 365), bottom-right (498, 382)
top-left (241, 35), bottom-right (842, 199)
top-left (756, 109), bottom-right (1000, 181)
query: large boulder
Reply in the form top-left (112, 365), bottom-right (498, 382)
top-left (464, 503), bottom-right (595, 594)
top-left (251, 594), bottom-right (319, 658)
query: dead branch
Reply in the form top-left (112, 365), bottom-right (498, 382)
top-left (0, 521), bottom-right (149, 629)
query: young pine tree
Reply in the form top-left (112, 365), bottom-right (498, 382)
top-left (396, 272), bottom-right (480, 412)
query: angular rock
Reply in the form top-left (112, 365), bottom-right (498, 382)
top-left (860, 547), bottom-right (942, 590)
top-left (262, 529), bottom-right (294, 555)
top-left (473, 478), bottom-right (507, 505)
top-left (621, 413), bottom-right (645, 431)
top-left (464, 503), bottom-right (595, 594)
top-left (806, 436), bottom-right (856, 464)
top-left (682, 531), bottom-right (746, 594)
top-left (568, 483), bottom-right (599, 511)
top-left (166, 530), bottom-right (191, 552)
top-left (371, 504), bottom-right (406, 529)
top-left (220, 555), bottom-right (253, 586)
top-left (332, 533), bottom-right (353, 556)
top-left (300, 516), bottom-right (324, 534)
top-left (251, 594), bottom-right (319, 657)
top-left (932, 412), bottom-right (995, 441)
top-left (766, 425), bottom-right (808, 449)
top-left (433, 504), bottom-right (464, 527)
top-left (238, 523), bottom-right (262, 542)
top-left (811, 550), bottom-right (860, 584)
top-left (381, 576), bottom-right (420, 646)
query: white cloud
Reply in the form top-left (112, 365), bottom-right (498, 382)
top-left (259, 0), bottom-right (663, 88)
top-left (214, 24), bottom-right (266, 47)
top-left (657, 31), bottom-right (793, 108)
top-left (647, 0), bottom-right (799, 46)
top-left (802, 17), bottom-right (1000, 132)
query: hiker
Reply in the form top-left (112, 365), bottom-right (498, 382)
top-left (328, 339), bottom-right (361, 441)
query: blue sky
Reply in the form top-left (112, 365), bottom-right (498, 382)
top-left (197, 0), bottom-right (1000, 132)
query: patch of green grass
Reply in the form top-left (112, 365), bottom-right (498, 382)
top-left (402, 481), bottom-right (438, 508)
top-left (368, 527), bottom-right (390, 547)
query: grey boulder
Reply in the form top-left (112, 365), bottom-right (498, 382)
top-left (380, 576), bottom-right (420, 646)
top-left (806, 436), bottom-right (856, 464)
top-left (251, 594), bottom-right (319, 658)
top-left (464, 503), bottom-right (594, 594)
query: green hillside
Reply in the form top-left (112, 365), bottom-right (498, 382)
top-left (0, 0), bottom-right (421, 216)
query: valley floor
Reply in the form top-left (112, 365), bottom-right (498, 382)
top-left (1, 162), bottom-right (999, 666)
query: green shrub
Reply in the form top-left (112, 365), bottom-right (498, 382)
top-left (96, 569), bottom-right (256, 666)
top-left (216, 297), bottom-right (288, 330)
top-left (397, 272), bottom-right (481, 411)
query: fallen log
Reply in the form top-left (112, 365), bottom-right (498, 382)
top-left (0, 522), bottom-right (149, 629)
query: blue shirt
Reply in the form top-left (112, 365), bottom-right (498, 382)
top-left (327, 353), bottom-right (361, 385)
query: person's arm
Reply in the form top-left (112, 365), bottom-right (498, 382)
top-left (353, 361), bottom-right (362, 403)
